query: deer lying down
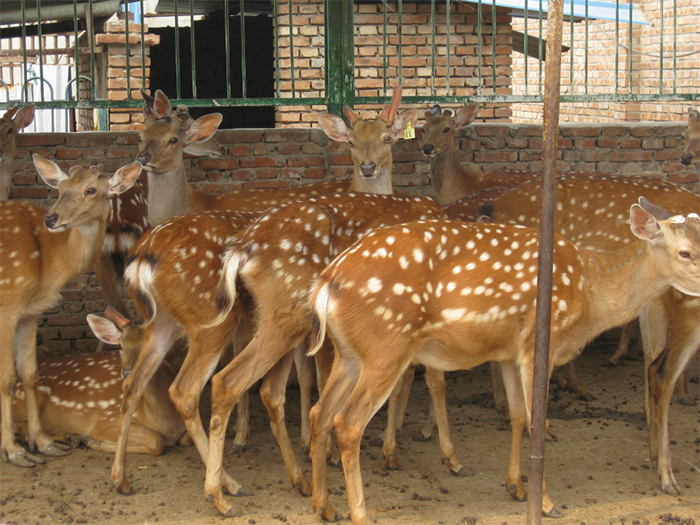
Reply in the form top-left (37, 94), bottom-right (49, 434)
top-left (8, 308), bottom-right (192, 455)
top-left (308, 200), bottom-right (700, 523)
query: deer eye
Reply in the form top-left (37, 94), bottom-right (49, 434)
top-left (85, 187), bottom-right (97, 196)
top-left (347, 140), bottom-right (354, 148)
top-left (443, 127), bottom-right (450, 133)
top-left (384, 135), bottom-right (391, 144)
top-left (168, 137), bottom-right (178, 145)
top-left (7, 129), bottom-right (13, 135)
top-left (679, 250), bottom-right (691, 259)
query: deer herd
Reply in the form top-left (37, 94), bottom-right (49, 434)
top-left (0, 91), bottom-right (698, 523)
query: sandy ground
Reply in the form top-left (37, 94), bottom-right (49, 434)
top-left (1, 331), bottom-right (698, 525)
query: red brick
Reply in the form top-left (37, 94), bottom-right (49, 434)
top-left (200, 159), bottom-right (240, 170)
top-left (56, 149), bottom-right (80, 160)
top-left (240, 158), bottom-right (285, 169)
top-left (17, 134), bottom-right (65, 147)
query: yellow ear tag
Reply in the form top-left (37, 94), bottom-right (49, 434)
top-left (404, 122), bottom-right (416, 140)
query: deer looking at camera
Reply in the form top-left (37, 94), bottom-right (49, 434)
top-left (1, 104), bottom-right (35, 201)
top-left (8, 307), bottom-right (191, 455)
top-left (0, 156), bottom-right (141, 467)
top-left (480, 171), bottom-right (700, 497)
top-left (308, 201), bottom-right (700, 524)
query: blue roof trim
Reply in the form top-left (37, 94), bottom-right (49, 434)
top-left (460, 0), bottom-right (650, 26)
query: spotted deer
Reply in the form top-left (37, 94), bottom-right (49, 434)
top-left (108, 209), bottom-right (260, 496)
top-left (199, 192), bottom-right (447, 516)
top-left (421, 104), bottom-right (536, 207)
top-left (7, 307), bottom-right (191, 455)
top-left (480, 173), bottom-right (700, 497)
top-left (0, 156), bottom-right (141, 467)
top-left (0, 104), bottom-right (35, 201)
top-left (307, 200), bottom-right (700, 524)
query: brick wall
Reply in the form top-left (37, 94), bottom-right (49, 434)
top-left (10, 121), bottom-right (698, 354)
top-left (511, 0), bottom-right (700, 123)
top-left (275, 0), bottom-right (514, 127)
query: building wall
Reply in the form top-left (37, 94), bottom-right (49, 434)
top-left (511, 0), bottom-right (700, 123)
top-left (10, 120), bottom-right (697, 354)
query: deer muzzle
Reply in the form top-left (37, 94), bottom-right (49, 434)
top-left (360, 162), bottom-right (376, 178)
top-left (680, 152), bottom-right (693, 166)
top-left (136, 152), bottom-right (152, 167)
top-left (422, 144), bottom-right (434, 156)
top-left (44, 213), bottom-right (59, 229)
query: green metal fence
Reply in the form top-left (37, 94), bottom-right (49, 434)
top-left (1, 0), bottom-right (698, 119)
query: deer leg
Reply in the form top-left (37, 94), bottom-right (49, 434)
top-left (501, 361), bottom-right (528, 503)
top-left (488, 361), bottom-right (509, 418)
top-left (225, 342), bottom-right (249, 454)
top-left (423, 367), bottom-right (470, 476)
top-left (206, 328), bottom-right (307, 516)
top-left (14, 317), bottom-right (70, 458)
top-left (294, 344), bottom-right (315, 455)
top-left (381, 372), bottom-right (404, 470)
top-left (85, 423), bottom-right (167, 456)
top-left (112, 314), bottom-right (178, 495)
top-left (335, 354), bottom-right (413, 525)
top-left (557, 361), bottom-right (594, 401)
top-left (310, 351), bottom-right (360, 522)
top-left (608, 320), bottom-right (636, 366)
top-left (259, 350), bottom-right (312, 496)
top-left (313, 337), bottom-right (340, 466)
top-left (674, 368), bottom-right (695, 405)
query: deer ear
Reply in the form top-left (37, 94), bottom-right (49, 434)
top-left (108, 162), bottom-right (142, 195)
top-left (390, 109), bottom-right (418, 139)
top-left (454, 103), bottom-right (479, 128)
top-left (153, 89), bottom-right (172, 118)
top-left (186, 113), bottom-right (222, 144)
top-left (14, 104), bottom-right (35, 129)
top-left (638, 197), bottom-right (672, 221)
top-left (318, 113), bottom-right (352, 142)
top-left (33, 154), bottom-right (69, 189)
top-left (87, 314), bottom-right (123, 346)
top-left (630, 203), bottom-right (663, 242)
top-left (104, 306), bottom-right (132, 330)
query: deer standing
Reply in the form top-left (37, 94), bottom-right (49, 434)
top-left (0, 104), bottom-right (35, 201)
top-left (0, 155), bottom-right (141, 467)
top-left (7, 307), bottom-right (191, 455)
top-left (202, 191), bottom-right (448, 517)
top-left (308, 201), bottom-right (700, 524)
top-left (481, 172), bottom-right (700, 497)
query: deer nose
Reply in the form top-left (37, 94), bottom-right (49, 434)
top-left (680, 152), bottom-right (693, 166)
top-left (136, 152), bottom-right (152, 165)
top-left (44, 213), bottom-right (59, 229)
top-left (360, 162), bottom-right (376, 177)
top-left (423, 144), bottom-right (434, 155)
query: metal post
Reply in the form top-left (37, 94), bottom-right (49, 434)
top-left (325, 0), bottom-right (354, 116)
top-left (526, 0), bottom-right (564, 522)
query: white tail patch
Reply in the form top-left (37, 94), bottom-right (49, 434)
top-left (199, 248), bottom-right (246, 329)
top-left (124, 258), bottom-right (158, 325)
top-left (307, 282), bottom-right (331, 356)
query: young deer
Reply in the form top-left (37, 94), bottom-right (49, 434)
top-left (481, 173), bottom-right (700, 497)
top-left (8, 307), bottom-right (191, 455)
top-left (1, 104), bottom-right (35, 200)
top-left (202, 192), bottom-right (447, 516)
top-left (0, 156), bottom-right (141, 467)
top-left (95, 98), bottom-right (228, 320)
top-left (109, 209), bottom-right (259, 496)
top-left (421, 104), bottom-right (536, 206)
top-left (308, 201), bottom-right (700, 524)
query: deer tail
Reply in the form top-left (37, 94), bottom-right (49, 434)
top-left (200, 247), bottom-right (248, 329)
top-left (124, 254), bottom-right (158, 326)
top-left (307, 281), bottom-right (331, 357)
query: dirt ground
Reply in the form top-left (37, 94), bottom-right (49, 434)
top-left (1, 330), bottom-right (698, 525)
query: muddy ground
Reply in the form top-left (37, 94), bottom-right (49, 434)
top-left (1, 330), bottom-right (698, 525)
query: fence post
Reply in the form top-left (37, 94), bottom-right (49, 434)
top-left (325, 0), bottom-right (354, 116)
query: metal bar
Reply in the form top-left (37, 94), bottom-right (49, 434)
top-left (569, 0), bottom-right (574, 93)
top-left (21, 0), bottom-right (28, 102)
top-left (124, 0), bottom-right (132, 99)
top-left (224, 0), bottom-right (231, 99)
top-left (538, 0), bottom-right (543, 94)
top-left (491, 0), bottom-right (496, 96)
top-left (240, 0), bottom-right (248, 99)
top-left (174, 0), bottom-right (181, 98)
top-left (398, 0), bottom-right (403, 88)
top-left (37, 0), bottom-right (45, 102)
top-left (615, 0), bottom-right (619, 93)
top-left (628, 0), bottom-right (632, 94)
top-left (673, 0), bottom-right (677, 94)
top-left (73, 0), bottom-right (80, 102)
top-left (477, 0), bottom-right (482, 96)
top-left (659, 0), bottom-right (664, 94)
top-left (585, 0), bottom-right (589, 95)
top-left (526, 0), bottom-right (564, 521)
top-left (430, 0), bottom-right (436, 94)
top-left (189, 0), bottom-right (197, 98)
top-left (289, 0), bottom-right (296, 97)
top-left (383, 0), bottom-right (388, 94)
top-left (88, 0), bottom-right (96, 99)
top-left (523, 0), bottom-right (528, 94)
top-left (140, 0), bottom-right (146, 86)
top-left (445, 0), bottom-right (450, 94)
top-left (324, 0), bottom-right (354, 115)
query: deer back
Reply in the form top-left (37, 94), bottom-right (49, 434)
top-left (125, 209), bottom-right (260, 327)
top-left (1, 104), bottom-right (35, 200)
top-left (481, 174), bottom-right (700, 252)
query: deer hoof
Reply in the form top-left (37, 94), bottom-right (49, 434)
top-left (5, 449), bottom-right (46, 468)
top-left (662, 483), bottom-right (681, 496)
top-left (450, 465), bottom-right (475, 477)
top-left (39, 441), bottom-right (71, 457)
top-left (315, 504), bottom-right (339, 523)
top-left (579, 393), bottom-right (596, 402)
top-left (543, 506), bottom-right (562, 518)
top-left (225, 442), bottom-right (246, 455)
top-left (507, 484), bottom-right (527, 502)
top-left (412, 430), bottom-right (433, 442)
top-left (115, 481), bottom-right (133, 495)
top-left (384, 454), bottom-right (399, 470)
top-left (678, 396), bottom-right (697, 406)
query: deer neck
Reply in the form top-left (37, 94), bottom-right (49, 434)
top-left (0, 157), bottom-right (13, 200)
top-left (579, 242), bottom-right (669, 336)
top-left (349, 165), bottom-right (394, 195)
top-left (146, 163), bottom-right (191, 226)
top-left (429, 145), bottom-right (478, 206)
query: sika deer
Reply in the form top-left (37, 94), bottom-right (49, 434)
top-left (202, 192), bottom-right (447, 516)
top-left (481, 173), bottom-right (700, 496)
top-left (421, 104), bottom-right (536, 206)
top-left (308, 201), bottom-right (700, 524)
top-left (0, 156), bottom-right (141, 467)
top-left (0, 104), bottom-right (35, 201)
top-left (109, 209), bottom-right (259, 496)
top-left (8, 307), bottom-right (191, 455)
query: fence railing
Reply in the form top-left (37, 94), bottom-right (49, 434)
top-left (1, 0), bottom-right (698, 123)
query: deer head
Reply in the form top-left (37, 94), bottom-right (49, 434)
top-left (680, 108), bottom-right (699, 167)
top-left (421, 103), bottom-right (479, 157)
